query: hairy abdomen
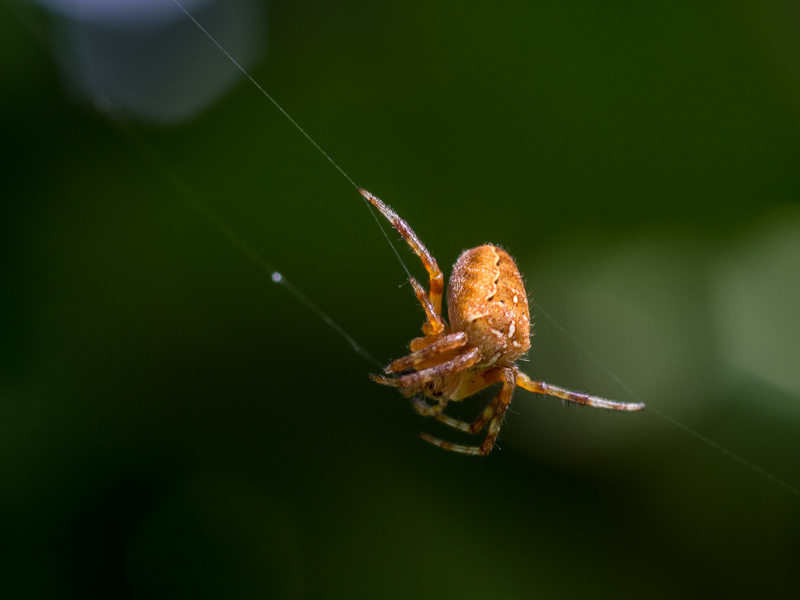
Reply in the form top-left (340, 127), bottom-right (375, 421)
top-left (447, 245), bottom-right (531, 367)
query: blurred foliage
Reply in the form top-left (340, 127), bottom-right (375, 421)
top-left (1, 0), bottom-right (800, 598)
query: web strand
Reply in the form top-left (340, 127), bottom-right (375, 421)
top-left (120, 127), bottom-right (382, 369)
top-left (172, 0), bottom-right (355, 189)
top-left (530, 299), bottom-right (800, 498)
top-left (173, 0), bottom-right (796, 499)
top-left (170, 0), bottom-right (413, 280)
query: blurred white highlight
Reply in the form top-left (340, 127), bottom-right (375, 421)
top-left (713, 209), bottom-right (800, 397)
top-left (34, 0), bottom-right (265, 123)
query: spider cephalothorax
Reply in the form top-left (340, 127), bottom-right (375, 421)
top-left (360, 188), bottom-right (644, 455)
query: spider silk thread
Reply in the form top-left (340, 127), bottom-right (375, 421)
top-left (148, 0), bottom-right (800, 500)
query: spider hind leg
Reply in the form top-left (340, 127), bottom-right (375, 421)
top-left (418, 367), bottom-right (517, 456)
top-left (516, 372), bottom-right (646, 411)
top-left (420, 432), bottom-right (485, 456)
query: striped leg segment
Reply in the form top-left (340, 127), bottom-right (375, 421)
top-left (385, 332), bottom-right (467, 373)
top-left (411, 397), bottom-right (446, 417)
top-left (409, 277), bottom-right (446, 335)
top-left (516, 373), bottom-right (646, 411)
top-left (420, 368), bottom-right (517, 456)
top-left (359, 188), bottom-right (445, 324)
top-left (372, 347), bottom-right (481, 388)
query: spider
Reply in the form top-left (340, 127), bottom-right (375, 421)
top-left (360, 187), bottom-right (645, 456)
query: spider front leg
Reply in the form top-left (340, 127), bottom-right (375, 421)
top-left (371, 347), bottom-right (481, 389)
top-left (421, 368), bottom-right (517, 456)
top-left (359, 188), bottom-right (445, 335)
top-left (408, 277), bottom-right (446, 335)
top-left (384, 332), bottom-right (468, 373)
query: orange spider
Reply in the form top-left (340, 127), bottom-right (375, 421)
top-left (360, 188), bottom-right (645, 456)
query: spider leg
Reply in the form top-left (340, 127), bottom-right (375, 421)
top-left (516, 372), bottom-right (646, 411)
top-left (385, 332), bottom-right (467, 373)
top-left (411, 397), bottom-right (447, 417)
top-left (421, 368), bottom-right (517, 456)
top-left (420, 368), bottom-right (505, 432)
top-left (427, 399), bottom-right (496, 433)
top-left (419, 433), bottom-right (485, 456)
top-left (409, 277), bottom-right (446, 335)
top-left (371, 347), bottom-right (481, 388)
top-left (359, 188), bottom-right (445, 332)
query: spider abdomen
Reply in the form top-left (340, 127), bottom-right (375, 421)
top-left (447, 245), bottom-right (531, 367)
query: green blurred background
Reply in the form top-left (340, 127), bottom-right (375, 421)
top-left (2, 0), bottom-right (800, 597)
